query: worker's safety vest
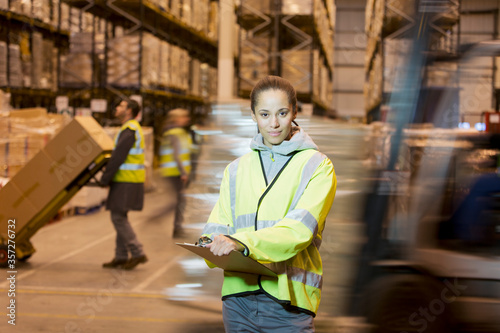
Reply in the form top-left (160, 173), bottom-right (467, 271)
top-left (112, 119), bottom-right (145, 183)
top-left (202, 148), bottom-right (336, 316)
top-left (159, 127), bottom-right (192, 177)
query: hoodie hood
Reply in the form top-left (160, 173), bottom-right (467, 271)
top-left (250, 126), bottom-right (318, 155)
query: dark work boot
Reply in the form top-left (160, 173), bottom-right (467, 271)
top-left (123, 255), bottom-right (148, 270)
top-left (102, 258), bottom-right (128, 268)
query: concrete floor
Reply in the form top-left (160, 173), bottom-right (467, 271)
top-left (0, 102), bottom-right (371, 332)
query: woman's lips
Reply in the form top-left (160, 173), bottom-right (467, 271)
top-left (268, 131), bottom-right (281, 137)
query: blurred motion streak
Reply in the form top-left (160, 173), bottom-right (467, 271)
top-left (348, 2), bottom-right (500, 333)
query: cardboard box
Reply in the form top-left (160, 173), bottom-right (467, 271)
top-left (9, 107), bottom-right (47, 119)
top-left (0, 180), bottom-right (39, 226)
top-left (0, 116), bottom-right (114, 238)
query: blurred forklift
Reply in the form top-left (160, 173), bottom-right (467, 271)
top-left (349, 3), bottom-right (500, 333)
top-left (0, 116), bottom-right (113, 267)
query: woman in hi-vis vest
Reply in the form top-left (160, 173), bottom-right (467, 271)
top-left (201, 76), bottom-right (337, 332)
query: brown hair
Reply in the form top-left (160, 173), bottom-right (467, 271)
top-left (123, 98), bottom-right (141, 118)
top-left (250, 76), bottom-right (297, 114)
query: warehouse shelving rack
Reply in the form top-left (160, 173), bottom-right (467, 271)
top-left (58, 0), bottom-right (218, 126)
top-left (364, 0), bottom-right (460, 123)
top-left (311, 0), bottom-right (335, 116)
top-left (236, 0), bottom-right (335, 115)
top-left (0, 5), bottom-right (70, 109)
top-left (0, 0), bottom-right (218, 126)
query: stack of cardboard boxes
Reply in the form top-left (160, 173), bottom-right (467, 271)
top-left (0, 108), bottom-right (69, 179)
top-left (0, 116), bottom-right (114, 258)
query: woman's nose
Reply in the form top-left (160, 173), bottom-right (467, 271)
top-left (271, 116), bottom-right (279, 127)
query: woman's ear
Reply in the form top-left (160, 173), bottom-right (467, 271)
top-left (251, 112), bottom-right (257, 122)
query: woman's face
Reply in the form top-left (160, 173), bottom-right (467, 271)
top-left (251, 89), bottom-right (295, 148)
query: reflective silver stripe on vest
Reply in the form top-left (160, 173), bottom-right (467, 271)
top-left (202, 222), bottom-right (232, 236)
top-left (257, 219), bottom-right (280, 229)
top-left (289, 152), bottom-right (326, 211)
top-left (286, 266), bottom-right (323, 289)
top-left (286, 208), bottom-right (318, 236)
top-left (160, 148), bottom-right (173, 155)
top-left (235, 213), bottom-right (256, 229)
top-left (119, 163), bottom-right (145, 170)
top-left (129, 148), bottom-right (144, 155)
top-left (228, 159), bottom-right (240, 225)
top-left (128, 123), bottom-right (143, 148)
top-left (159, 148), bottom-right (190, 156)
top-left (235, 213), bottom-right (317, 232)
top-left (115, 122), bottom-right (143, 149)
top-left (159, 161), bottom-right (191, 168)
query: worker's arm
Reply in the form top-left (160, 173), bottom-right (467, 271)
top-left (100, 128), bottom-right (136, 186)
top-left (170, 134), bottom-right (188, 183)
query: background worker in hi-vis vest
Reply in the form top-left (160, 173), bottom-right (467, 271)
top-left (159, 108), bottom-right (193, 238)
top-left (100, 98), bottom-right (148, 270)
top-left (201, 76), bottom-right (337, 332)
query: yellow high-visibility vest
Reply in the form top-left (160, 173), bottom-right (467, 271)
top-left (112, 119), bottom-right (145, 183)
top-left (202, 148), bottom-right (337, 315)
top-left (159, 127), bottom-right (192, 177)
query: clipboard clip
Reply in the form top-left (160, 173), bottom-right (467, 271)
top-left (195, 236), bottom-right (213, 247)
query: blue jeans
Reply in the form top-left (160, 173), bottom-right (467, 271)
top-left (222, 293), bottom-right (315, 332)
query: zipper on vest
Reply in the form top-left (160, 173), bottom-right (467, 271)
top-left (255, 151), bottom-right (298, 230)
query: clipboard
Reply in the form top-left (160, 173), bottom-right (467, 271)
top-left (176, 243), bottom-right (277, 277)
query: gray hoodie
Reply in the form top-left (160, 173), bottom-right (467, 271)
top-left (249, 127), bottom-right (319, 182)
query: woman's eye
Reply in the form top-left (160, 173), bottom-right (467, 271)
top-left (261, 113), bottom-right (268, 117)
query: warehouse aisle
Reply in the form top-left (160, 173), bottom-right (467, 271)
top-left (0, 102), bottom-right (370, 332)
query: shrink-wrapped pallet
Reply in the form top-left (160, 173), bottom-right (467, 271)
top-left (141, 33), bottom-right (160, 88)
top-left (52, 0), bottom-right (60, 28)
top-left (10, 0), bottom-right (31, 16)
top-left (33, 0), bottom-right (51, 24)
top-left (70, 32), bottom-right (94, 54)
top-left (239, 36), bottom-right (270, 92)
top-left (240, 0), bottom-right (270, 14)
top-left (209, 66), bottom-right (217, 99)
top-left (182, 0), bottom-right (192, 27)
top-left (208, 1), bottom-right (218, 40)
top-left (60, 53), bottom-right (93, 87)
top-left (200, 63), bottom-right (210, 99)
top-left (60, 2), bottom-right (70, 31)
top-left (107, 34), bottom-right (141, 87)
top-left (179, 49), bottom-right (190, 90)
top-left (70, 7), bottom-right (81, 33)
top-left (281, 50), bottom-right (311, 94)
top-left (170, 0), bottom-right (180, 18)
top-left (31, 32), bottom-right (43, 89)
top-left (9, 45), bottom-right (23, 88)
top-left (383, 38), bottom-right (411, 92)
top-left (2, 108), bottom-right (68, 178)
top-left (312, 49), bottom-right (320, 100)
top-left (190, 58), bottom-right (201, 96)
top-left (0, 42), bottom-right (6, 87)
top-left (159, 41), bottom-right (170, 87)
top-left (42, 41), bottom-right (57, 91)
top-left (282, 0), bottom-right (312, 15)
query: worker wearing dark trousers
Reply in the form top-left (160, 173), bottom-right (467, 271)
top-left (159, 108), bottom-right (193, 238)
top-left (100, 98), bottom-right (148, 270)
